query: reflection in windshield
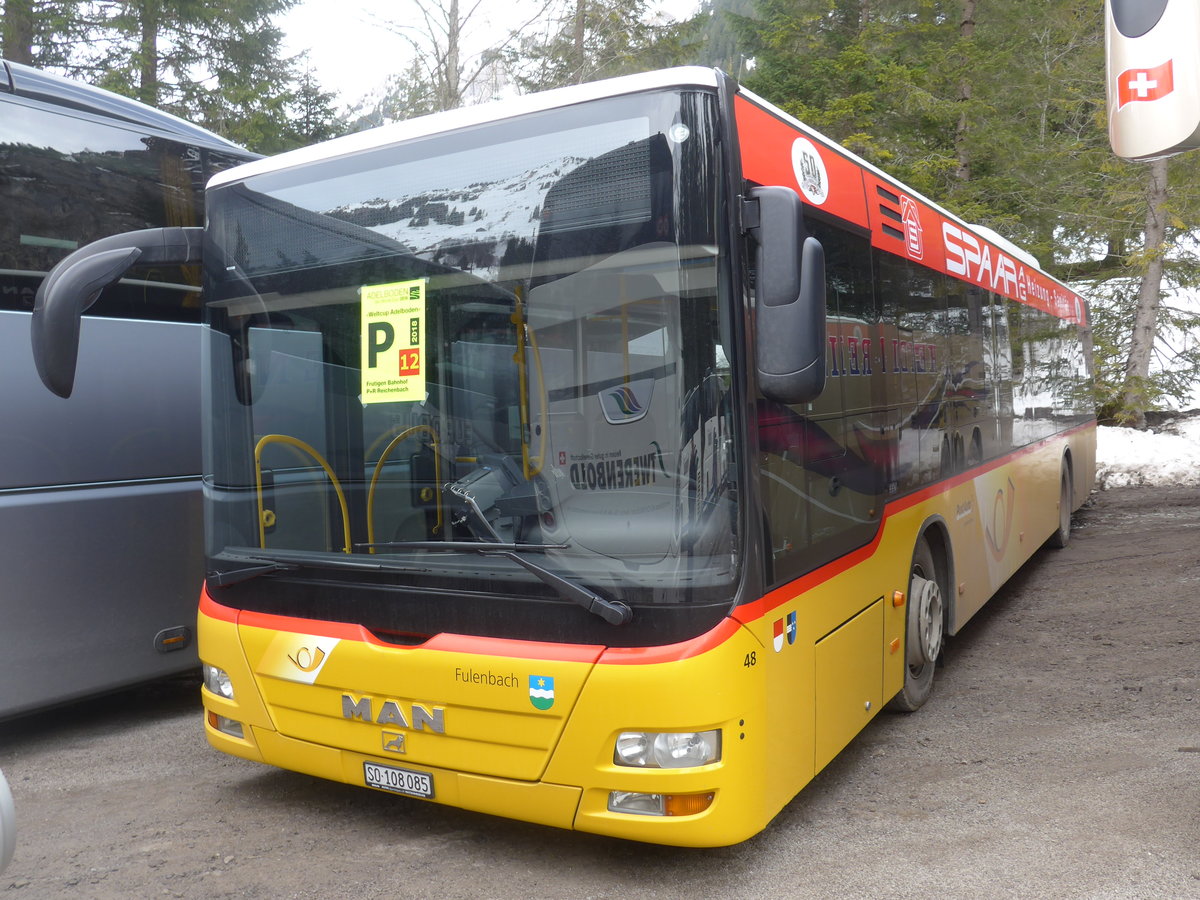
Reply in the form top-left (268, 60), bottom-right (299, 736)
top-left (203, 90), bottom-right (737, 608)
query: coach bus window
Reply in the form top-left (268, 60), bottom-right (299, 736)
top-left (759, 219), bottom-right (881, 587)
top-left (0, 102), bottom-right (239, 322)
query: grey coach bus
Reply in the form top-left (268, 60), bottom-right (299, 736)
top-left (0, 61), bottom-right (254, 718)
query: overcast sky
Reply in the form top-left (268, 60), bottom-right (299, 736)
top-left (281, 0), bottom-right (701, 112)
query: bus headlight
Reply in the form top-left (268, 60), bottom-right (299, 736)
top-left (614, 730), bottom-right (721, 768)
top-left (202, 663), bottom-right (234, 700)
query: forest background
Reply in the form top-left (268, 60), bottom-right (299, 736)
top-left (3, 0), bottom-right (1198, 425)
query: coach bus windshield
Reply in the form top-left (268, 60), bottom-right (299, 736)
top-left (201, 89), bottom-right (738, 637)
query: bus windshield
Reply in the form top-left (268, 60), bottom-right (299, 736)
top-left (202, 89), bottom-right (739, 630)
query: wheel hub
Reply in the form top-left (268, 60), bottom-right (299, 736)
top-left (907, 573), bottom-right (944, 668)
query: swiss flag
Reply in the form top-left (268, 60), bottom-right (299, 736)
top-left (1117, 60), bottom-right (1175, 109)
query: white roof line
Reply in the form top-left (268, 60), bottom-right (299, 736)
top-left (209, 67), bottom-right (720, 189)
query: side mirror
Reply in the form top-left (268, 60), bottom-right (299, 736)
top-left (31, 227), bottom-right (203, 397)
top-left (749, 186), bottom-right (827, 405)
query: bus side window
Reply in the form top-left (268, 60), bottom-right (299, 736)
top-left (759, 219), bottom-right (882, 587)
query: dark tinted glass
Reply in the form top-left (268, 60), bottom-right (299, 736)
top-left (0, 98), bottom-right (244, 321)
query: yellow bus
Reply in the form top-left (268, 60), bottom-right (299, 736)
top-left (32, 67), bottom-right (1094, 846)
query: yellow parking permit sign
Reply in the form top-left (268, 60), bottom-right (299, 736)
top-left (361, 279), bottom-right (426, 404)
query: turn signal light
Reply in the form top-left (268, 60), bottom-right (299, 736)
top-left (664, 792), bottom-right (715, 817)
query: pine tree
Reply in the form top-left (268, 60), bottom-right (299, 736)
top-left (78, 0), bottom-right (301, 152)
top-left (1, 0), bottom-right (88, 67)
top-left (506, 0), bottom-right (691, 92)
top-left (284, 64), bottom-right (345, 148)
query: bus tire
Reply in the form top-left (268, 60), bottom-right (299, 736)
top-left (1048, 463), bottom-right (1073, 549)
top-left (889, 536), bottom-right (944, 712)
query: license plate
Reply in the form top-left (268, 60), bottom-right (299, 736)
top-left (363, 761), bottom-right (434, 799)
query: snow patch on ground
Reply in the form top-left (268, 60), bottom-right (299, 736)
top-left (1096, 416), bottom-right (1200, 488)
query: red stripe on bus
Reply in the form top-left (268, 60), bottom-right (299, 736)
top-left (598, 617), bottom-right (743, 665)
top-left (200, 586), bottom-right (606, 662)
top-left (422, 633), bottom-right (606, 664)
top-left (738, 421), bottom-right (1096, 623)
top-left (199, 589), bottom-right (239, 623)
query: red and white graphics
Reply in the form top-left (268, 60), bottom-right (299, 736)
top-left (734, 92), bottom-right (1086, 326)
top-left (1105, 0), bottom-right (1200, 160)
top-left (1116, 59), bottom-right (1175, 108)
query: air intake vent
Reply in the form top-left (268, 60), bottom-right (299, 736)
top-left (876, 185), bottom-right (905, 241)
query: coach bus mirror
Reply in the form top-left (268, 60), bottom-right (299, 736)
top-left (32, 227), bottom-right (203, 398)
top-left (750, 186), bottom-right (827, 405)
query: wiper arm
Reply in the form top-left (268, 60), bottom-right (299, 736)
top-left (207, 559), bottom-right (297, 587)
top-left (488, 549), bottom-right (633, 626)
top-left (355, 540), bottom-right (633, 626)
top-left (208, 550), bottom-right (431, 587)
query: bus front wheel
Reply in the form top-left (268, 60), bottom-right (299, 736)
top-left (889, 536), bottom-right (944, 712)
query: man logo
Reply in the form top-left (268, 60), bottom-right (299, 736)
top-left (382, 731), bottom-right (407, 754)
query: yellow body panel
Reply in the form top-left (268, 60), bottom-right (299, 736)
top-left (814, 599), bottom-right (883, 771)
top-left (200, 427), bottom-right (1095, 847)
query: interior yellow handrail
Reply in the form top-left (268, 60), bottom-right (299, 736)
top-left (367, 425), bottom-right (442, 551)
top-left (527, 324), bottom-right (548, 476)
top-left (512, 286), bottom-right (547, 479)
top-left (254, 434), bottom-right (352, 554)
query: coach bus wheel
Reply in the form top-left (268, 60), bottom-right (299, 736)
top-left (1048, 464), bottom-right (1072, 549)
top-left (889, 536), bottom-right (944, 712)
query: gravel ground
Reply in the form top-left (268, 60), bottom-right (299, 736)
top-left (1, 485), bottom-right (1198, 899)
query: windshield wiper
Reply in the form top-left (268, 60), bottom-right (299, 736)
top-left (208, 559), bottom-right (297, 586)
top-left (207, 550), bottom-right (431, 587)
top-left (356, 540), bottom-right (633, 626)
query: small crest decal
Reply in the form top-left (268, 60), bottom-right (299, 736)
top-left (786, 611), bottom-right (797, 645)
top-left (529, 675), bottom-right (555, 710)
